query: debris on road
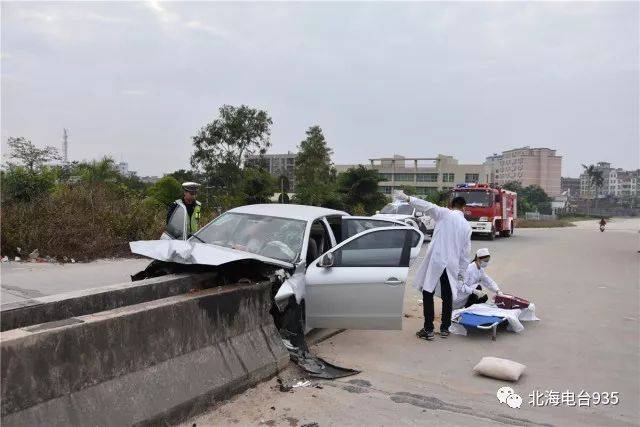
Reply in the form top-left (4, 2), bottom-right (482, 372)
top-left (292, 380), bottom-right (311, 388)
top-left (473, 356), bottom-right (526, 382)
top-left (290, 351), bottom-right (360, 379)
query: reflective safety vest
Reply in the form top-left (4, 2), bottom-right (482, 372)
top-left (175, 199), bottom-right (202, 235)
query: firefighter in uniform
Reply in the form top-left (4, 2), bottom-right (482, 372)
top-left (166, 182), bottom-right (202, 236)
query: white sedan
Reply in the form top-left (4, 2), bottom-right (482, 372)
top-left (131, 203), bottom-right (423, 331)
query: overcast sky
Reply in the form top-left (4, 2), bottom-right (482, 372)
top-left (1, 1), bottom-right (638, 177)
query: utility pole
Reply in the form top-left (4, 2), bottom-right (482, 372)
top-left (62, 128), bottom-right (69, 165)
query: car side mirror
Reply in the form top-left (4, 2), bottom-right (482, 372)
top-left (319, 252), bottom-right (334, 268)
top-left (415, 211), bottom-right (423, 217)
top-left (375, 210), bottom-right (380, 214)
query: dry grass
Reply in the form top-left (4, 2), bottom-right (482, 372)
top-left (517, 219), bottom-right (576, 228)
top-left (1, 184), bottom-right (166, 261)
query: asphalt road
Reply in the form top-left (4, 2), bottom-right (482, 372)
top-left (0, 258), bottom-right (150, 304)
top-left (184, 218), bottom-right (640, 427)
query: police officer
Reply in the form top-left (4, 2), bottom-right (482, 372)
top-left (167, 182), bottom-right (202, 236)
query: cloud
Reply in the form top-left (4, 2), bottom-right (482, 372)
top-left (144, 1), bottom-right (226, 39)
top-left (186, 20), bottom-right (228, 39)
top-left (145, 0), bottom-right (178, 23)
top-left (122, 90), bottom-right (146, 96)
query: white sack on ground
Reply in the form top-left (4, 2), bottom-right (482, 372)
top-left (473, 357), bottom-right (527, 382)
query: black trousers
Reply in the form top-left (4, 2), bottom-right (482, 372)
top-left (422, 269), bottom-right (452, 332)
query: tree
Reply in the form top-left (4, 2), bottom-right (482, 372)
top-left (293, 126), bottom-right (338, 206)
top-left (1, 165), bottom-right (57, 202)
top-left (73, 157), bottom-right (121, 188)
top-left (276, 174), bottom-right (290, 204)
top-left (503, 181), bottom-right (550, 214)
top-left (191, 105), bottom-right (272, 193)
top-left (167, 169), bottom-right (201, 184)
top-left (582, 164), bottom-right (604, 213)
top-left (242, 167), bottom-right (275, 204)
top-left (426, 189), bottom-right (450, 207)
top-left (148, 176), bottom-right (182, 207)
top-left (397, 185), bottom-right (417, 196)
top-left (336, 166), bottom-right (387, 215)
top-left (502, 181), bottom-right (523, 193)
top-left (5, 137), bottom-right (61, 172)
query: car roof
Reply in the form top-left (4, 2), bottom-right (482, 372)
top-left (228, 204), bottom-right (348, 221)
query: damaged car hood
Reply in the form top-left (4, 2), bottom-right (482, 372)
top-left (130, 240), bottom-right (294, 269)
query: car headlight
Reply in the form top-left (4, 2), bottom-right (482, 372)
top-left (479, 217), bottom-right (488, 222)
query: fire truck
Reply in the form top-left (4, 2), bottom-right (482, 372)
top-left (450, 183), bottom-right (517, 240)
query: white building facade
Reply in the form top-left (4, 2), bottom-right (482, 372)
top-left (484, 147), bottom-right (562, 197)
top-left (335, 154), bottom-right (490, 197)
top-left (580, 162), bottom-right (639, 198)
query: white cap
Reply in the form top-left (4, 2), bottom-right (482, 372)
top-left (476, 248), bottom-right (490, 258)
top-left (182, 182), bottom-right (200, 192)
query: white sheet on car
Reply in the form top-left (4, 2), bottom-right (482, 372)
top-left (449, 302), bottom-right (539, 336)
top-left (129, 240), bottom-right (293, 268)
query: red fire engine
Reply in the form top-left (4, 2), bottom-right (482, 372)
top-left (450, 183), bottom-right (517, 240)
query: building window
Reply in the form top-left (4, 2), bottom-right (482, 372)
top-left (416, 173), bottom-right (438, 182)
top-left (415, 186), bottom-right (438, 196)
top-left (395, 173), bottom-right (414, 182)
top-left (380, 186), bottom-right (392, 194)
top-left (379, 173), bottom-right (393, 181)
top-left (465, 173), bottom-right (480, 183)
top-left (442, 173), bottom-right (455, 182)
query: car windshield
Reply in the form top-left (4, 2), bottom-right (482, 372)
top-left (192, 212), bottom-right (306, 263)
top-left (452, 191), bottom-right (492, 207)
top-left (380, 203), bottom-right (414, 215)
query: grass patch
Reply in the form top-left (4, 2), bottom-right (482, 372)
top-left (517, 219), bottom-right (576, 228)
top-left (1, 184), bottom-right (166, 261)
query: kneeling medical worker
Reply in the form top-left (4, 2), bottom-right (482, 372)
top-left (455, 248), bottom-right (503, 309)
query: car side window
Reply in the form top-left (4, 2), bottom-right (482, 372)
top-left (333, 229), bottom-right (413, 268)
top-left (326, 216), bottom-right (342, 243)
top-left (343, 219), bottom-right (401, 241)
top-left (166, 207), bottom-right (185, 239)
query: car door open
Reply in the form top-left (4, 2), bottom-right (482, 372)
top-left (164, 206), bottom-right (187, 240)
top-left (305, 226), bottom-right (423, 330)
top-left (340, 216), bottom-right (406, 243)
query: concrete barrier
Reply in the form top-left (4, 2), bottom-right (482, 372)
top-left (1, 273), bottom-right (219, 332)
top-left (1, 280), bottom-right (289, 426)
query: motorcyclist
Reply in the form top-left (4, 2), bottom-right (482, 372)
top-left (599, 217), bottom-right (606, 232)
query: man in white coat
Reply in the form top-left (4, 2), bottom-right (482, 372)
top-left (393, 190), bottom-right (471, 340)
top-left (454, 247), bottom-right (503, 309)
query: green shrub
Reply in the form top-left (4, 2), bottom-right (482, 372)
top-left (1, 165), bottom-right (57, 202)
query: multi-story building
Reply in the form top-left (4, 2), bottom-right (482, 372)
top-left (336, 154), bottom-right (490, 197)
top-left (561, 177), bottom-right (581, 200)
top-left (484, 147), bottom-right (562, 197)
top-left (246, 152), bottom-right (297, 191)
top-left (580, 162), bottom-right (639, 198)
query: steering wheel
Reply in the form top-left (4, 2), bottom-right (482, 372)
top-left (262, 240), bottom-right (295, 260)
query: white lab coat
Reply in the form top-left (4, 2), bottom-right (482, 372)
top-left (453, 262), bottom-right (500, 309)
top-left (407, 197), bottom-right (471, 301)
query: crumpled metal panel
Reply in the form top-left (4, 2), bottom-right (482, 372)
top-left (129, 240), bottom-right (293, 268)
